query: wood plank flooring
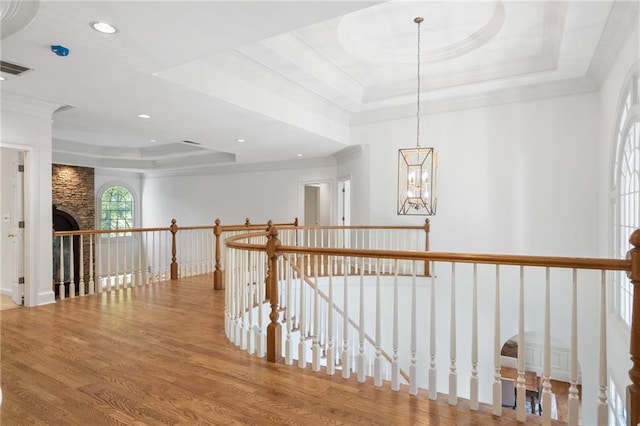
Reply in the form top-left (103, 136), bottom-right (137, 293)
top-left (1, 274), bottom-right (563, 425)
top-left (0, 295), bottom-right (20, 311)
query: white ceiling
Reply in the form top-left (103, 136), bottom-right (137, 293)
top-left (0, 0), bottom-right (635, 175)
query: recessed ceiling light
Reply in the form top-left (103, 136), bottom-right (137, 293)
top-left (236, 138), bottom-right (246, 143)
top-left (0, 76), bottom-right (5, 81)
top-left (90, 21), bottom-right (118, 34)
top-left (296, 153), bottom-right (304, 158)
top-left (137, 114), bottom-right (151, 119)
top-left (150, 139), bottom-right (157, 143)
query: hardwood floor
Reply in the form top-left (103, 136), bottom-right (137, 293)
top-left (0, 295), bottom-right (20, 311)
top-left (1, 274), bottom-right (564, 425)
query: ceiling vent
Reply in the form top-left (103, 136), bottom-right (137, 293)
top-left (0, 60), bottom-right (31, 75)
top-left (182, 140), bottom-right (201, 146)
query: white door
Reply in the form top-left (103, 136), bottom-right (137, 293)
top-left (1, 148), bottom-right (25, 305)
top-left (12, 152), bottom-right (25, 305)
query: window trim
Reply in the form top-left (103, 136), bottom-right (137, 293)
top-left (610, 64), bottom-right (640, 329)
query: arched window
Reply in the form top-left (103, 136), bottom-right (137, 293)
top-left (612, 69), bottom-right (640, 327)
top-left (100, 185), bottom-right (134, 236)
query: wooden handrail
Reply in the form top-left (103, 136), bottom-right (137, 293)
top-left (225, 233), bottom-right (631, 272)
top-left (54, 226), bottom-right (172, 236)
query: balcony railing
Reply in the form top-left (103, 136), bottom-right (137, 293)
top-left (223, 222), bottom-right (640, 426)
top-left (53, 218), bottom-right (640, 425)
top-left (52, 218), bottom-right (297, 299)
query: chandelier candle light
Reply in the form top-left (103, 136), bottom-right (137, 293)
top-left (397, 16), bottom-right (438, 216)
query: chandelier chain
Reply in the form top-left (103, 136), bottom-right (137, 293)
top-left (416, 18), bottom-right (421, 149)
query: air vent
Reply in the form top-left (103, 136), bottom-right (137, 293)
top-left (0, 60), bottom-right (31, 75)
top-left (182, 140), bottom-right (201, 146)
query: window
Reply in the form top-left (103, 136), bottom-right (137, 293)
top-left (612, 72), bottom-right (640, 327)
top-left (609, 378), bottom-right (627, 426)
top-left (100, 185), bottom-right (134, 236)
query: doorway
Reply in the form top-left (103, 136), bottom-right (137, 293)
top-left (52, 206), bottom-right (81, 298)
top-left (0, 147), bottom-right (25, 306)
top-left (301, 181), bottom-right (332, 247)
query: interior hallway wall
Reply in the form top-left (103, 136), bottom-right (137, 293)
top-left (141, 160), bottom-right (336, 227)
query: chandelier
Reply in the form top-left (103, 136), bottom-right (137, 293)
top-left (397, 17), bottom-right (438, 216)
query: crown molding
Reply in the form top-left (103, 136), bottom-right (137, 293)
top-left (1, 91), bottom-right (65, 120)
top-left (142, 155), bottom-right (337, 179)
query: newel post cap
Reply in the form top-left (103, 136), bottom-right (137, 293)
top-left (630, 229), bottom-right (640, 248)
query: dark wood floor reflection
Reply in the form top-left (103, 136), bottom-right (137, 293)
top-left (1, 274), bottom-right (563, 425)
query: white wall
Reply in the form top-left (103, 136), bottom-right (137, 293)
top-left (141, 160), bottom-right (336, 227)
top-left (353, 93), bottom-right (601, 257)
top-left (1, 94), bottom-right (61, 306)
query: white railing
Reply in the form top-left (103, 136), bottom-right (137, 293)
top-left (224, 223), bottom-right (637, 426)
top-left (52, 220), bottom-right (215, 299)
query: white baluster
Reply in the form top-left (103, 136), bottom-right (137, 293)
top-left (357, 258), bottom-right (365, 383)
top-left (313, 256), bottom-right (321, 372)
top-left (516, 266), bottom-right (526, 421)
top-left (299, 255), bottom-right (307, 369)
top-left (225, 247), bottom-right (232, 338)
top-left (247, 251), bottom-right (254, 354)
top-left (374, 258), bottom-right (382, 387)
top-left (470, 263), bottom-right (478, 410)
top-left (342, 256), bottom-right (350, 379)
top-left (428, 261), bottom-right (437, 400)
top-left (542, 267), bottom-right (552, 426)
top-left (410, 260), bottom-right (418, 395)
top-left (122, 230), bottom-right (127, 289)
top-left (285, 255), bottom-right (293, 365)
top-left (115, 232), bottom-right (119, 291)
top-left (151, 231), bottom-right (156, 284)
top-left (107, 233), bottom-right (111, 292)
top-left (69, 235), bottom-right (75, 298)
top-left (568, 268), bottom-right (579, 426)
top-left (88, 234), bottom-right (95, 295)
top-left (597, 270), bottom-right (608, 425)
top-left (233, 248), bottom-right (241, 346)
top-left (492, 265), bottom-right (502, 415)
top-left (130, 229), bottom-right (135, 286)
top-left (449, 262), bottom-right (457, 405)
top-left (392, 259), bottom-right (399, 391)
top-left (97, 233), bottom-right (103, 294)
top-left (79, 235), bottom-right (85, 296)
top-left (240, 250), bottom-right (247, 350)
top-left (327, 259), bottom-right (335, 375)
top-left (228, 250), bottom-right (235, 342)
top-left (58, 236), bottom-right (65, 300)
top-left (138, 232), bottom-right (149, 285)
top-left (257, 251), bottom-right (265, 358)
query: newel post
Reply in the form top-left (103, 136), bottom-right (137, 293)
top-left (627, 229), bottom-right (640, 426)
top-left (170, 219), bottom-right (178, 280)
top-left (213, 219), bottom-right (223, 290)
top-left (424, 218), bottom-right (430, 276)
top-left (266, 222), bottom-right (282, 363)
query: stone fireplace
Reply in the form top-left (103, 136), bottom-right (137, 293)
top-left (52, 164), bottom-right (95, 297)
